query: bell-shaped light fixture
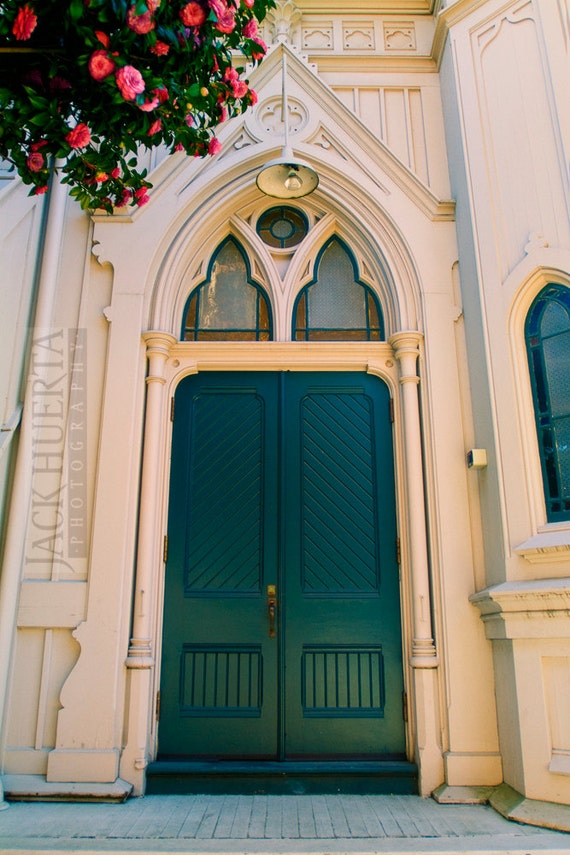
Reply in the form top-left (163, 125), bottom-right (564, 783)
top-left (256, 53), bottom-right (319, 199)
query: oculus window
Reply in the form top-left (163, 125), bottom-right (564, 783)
top-left (256, 206), bottom-right (308, 249)
top-left (293, 238), bottom-right (384, 341)
top-left (525, 283), bottom-right (570, 522)
top-left (182, 238), bottom-right (272, 341)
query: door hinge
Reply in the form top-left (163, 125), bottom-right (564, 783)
top-left (396, 536), bottom-right (401, 565)
top-left (170, 396), bottom-right (175, 422)
top-left (389, 398), bottom-right (395, 422)
top-left (163, 535), bottom-right (168, 563)
top-left (402, 691), bottom-right (408, 722)
top-left (155, 691), bottom-right (161, 721)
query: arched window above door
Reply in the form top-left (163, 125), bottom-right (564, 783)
top-left (525, 283), bottom-right (570, 522)
top-left (292, 238), bottom-right (384, 341)
top-left (181, 238), bottom-right (273, 341)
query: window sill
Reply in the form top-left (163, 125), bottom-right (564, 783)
top-left (515, 529), bottom-right (570, 564)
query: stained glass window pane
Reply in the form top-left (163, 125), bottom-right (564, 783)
top-left (198, 242), bottom-right (256, 330)
top-left (257, 206), bottom-right (308, 249)
top-left (525, 283), bottom-right (570, 522)
top-left (181, 239), bottom-right (273, 341)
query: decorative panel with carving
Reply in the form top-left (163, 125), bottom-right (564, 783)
top-left (383, 22), bottom-right (416, 51)
top-left (179, 645), bottom-right (263, 716)
top-left (302, 646), bottom-right (385, 717)
top-left (184, 391), bottom-right (264, 595)
top-left (343, 23), bottom-right (375, 50)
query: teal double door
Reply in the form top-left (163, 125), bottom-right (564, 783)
top-left (159, 372), bottom-right (405, 760)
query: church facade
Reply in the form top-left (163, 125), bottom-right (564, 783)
top-left (1, 0), bottom-right (570, 827)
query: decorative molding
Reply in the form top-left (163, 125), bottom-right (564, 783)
top-left (471, 578), bottom-right (570, 639)
top-left (302, 26), bottom-right (333, 50)
top-left (307, 127), bottom-right (349, 162)
top-left (384, 22), bottom-right (416, 51)
top-left (515, 530), bottom-right (570, 564)
top-left (231, 129), bottom-right (257, 151)
top-left (257, 96), bottom-right (309, 138)
top-left (524, 231), bottom-right (549, 255)
top-left (343, 24), bottom-right (375, 51)
top-left (266, 0), bottom-right (302, 45)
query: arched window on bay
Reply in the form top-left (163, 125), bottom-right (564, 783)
top-left (181, 238), bottom-right (272, 341)
top-left (292, 238), bottom-right (384, 341)
top-left (525, 283), bottom-right (570, 522)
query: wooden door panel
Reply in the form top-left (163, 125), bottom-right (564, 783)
top-left (159, 372), bottom-right (404, 760)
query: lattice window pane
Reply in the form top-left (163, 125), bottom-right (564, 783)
top-left (293, 238), bottom-right (384, 341)
top-left (309, 242), bottom-right (367, 328)
top-left (544, 331), bottom-right (570, 417)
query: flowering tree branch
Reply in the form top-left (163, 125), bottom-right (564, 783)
top-left (0, 0), bottom-right (272, 212)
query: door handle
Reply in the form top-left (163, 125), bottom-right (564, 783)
top-left (267, 585), bottom-right (277, 638)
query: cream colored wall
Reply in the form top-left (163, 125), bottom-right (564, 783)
top-left (0, 0), bottom-right (566, 813)
top-left (439, 0), bottom-right (570, 804)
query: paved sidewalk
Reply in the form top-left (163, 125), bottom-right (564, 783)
top-left (0, 794), bottom-right (569, 854)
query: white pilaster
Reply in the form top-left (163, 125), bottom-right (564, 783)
top-left (390, 330), bottom-right (443, 795)
top-left (120, 332), bottom-right (176, 793)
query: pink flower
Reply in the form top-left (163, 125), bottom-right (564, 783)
top-left (208, 0), bottom-right (235, 33)
top-left (12, 4), bottom-right (37, 40)
top-left (241, 0), bottom-right (254, 7)
top-left (232, 79), bottom-right (248, 98)
top-left (180, 2), bottom-right (206, 26)
top-left (95, 172), bottom-right (109, 183)
top-left (224, 67), bottom-right (247, 98)
top-left (119, 188), bottom-right (133, 206)
top-left (127, 6), bottom-right (155, 34)
top-left (138, 95), bottom-right (159, 111)
top-left (150, 40), bottom-right (169, 55)
top-left (34, 185), bottom-right (48, 196)
top-left (148, 119), bottom-right (162, 135)
top-left (146, 0), bottom-right (161, 11)
top-left (208, 137), bottom-right (222, 156)
top-left (250, 37), bottom-right (267, 59)
top-left (95, 30), bottom-right (110, 47)
top-left (66, 123), bottom-right (91, 149)
top-left (249, 87), bottom-right (258, 105)
top-left (115, 65), bottom-right (145, 100)
top-left (218, 104), bottom-right (228, 122)
top-left (174, 143), bottom-right (184, 152)
top-left (242, 18), bottom-right (257, 38)
top-left (152, 86), bottom-right (169, 103)
top-left (88, 50), bottom-right (115, 81)
top-left (134, 187), bottom-right (150, 206)
top-left (26, 152), bottom-right (44, 172)
top-left (111, 167), bottom-right (121, 179)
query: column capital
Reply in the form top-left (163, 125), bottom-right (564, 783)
top-left (389, 331), bottom-right (423, 384)
top-left (389, 330), bottom-right (423, 359)
top-left (142, 330), bottom-right (177, 360)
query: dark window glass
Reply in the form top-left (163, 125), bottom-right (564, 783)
top-left (525, 284), bottom-right (570, 521)
top-left (257, 206), bottom-right (308, 249)
top-left (292, 238), bottom-right (384, 341)
top-left (181, 238), bottom-right (272, 341)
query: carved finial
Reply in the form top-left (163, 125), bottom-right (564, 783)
top-left (266, 0), bottom-right (302, 45)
